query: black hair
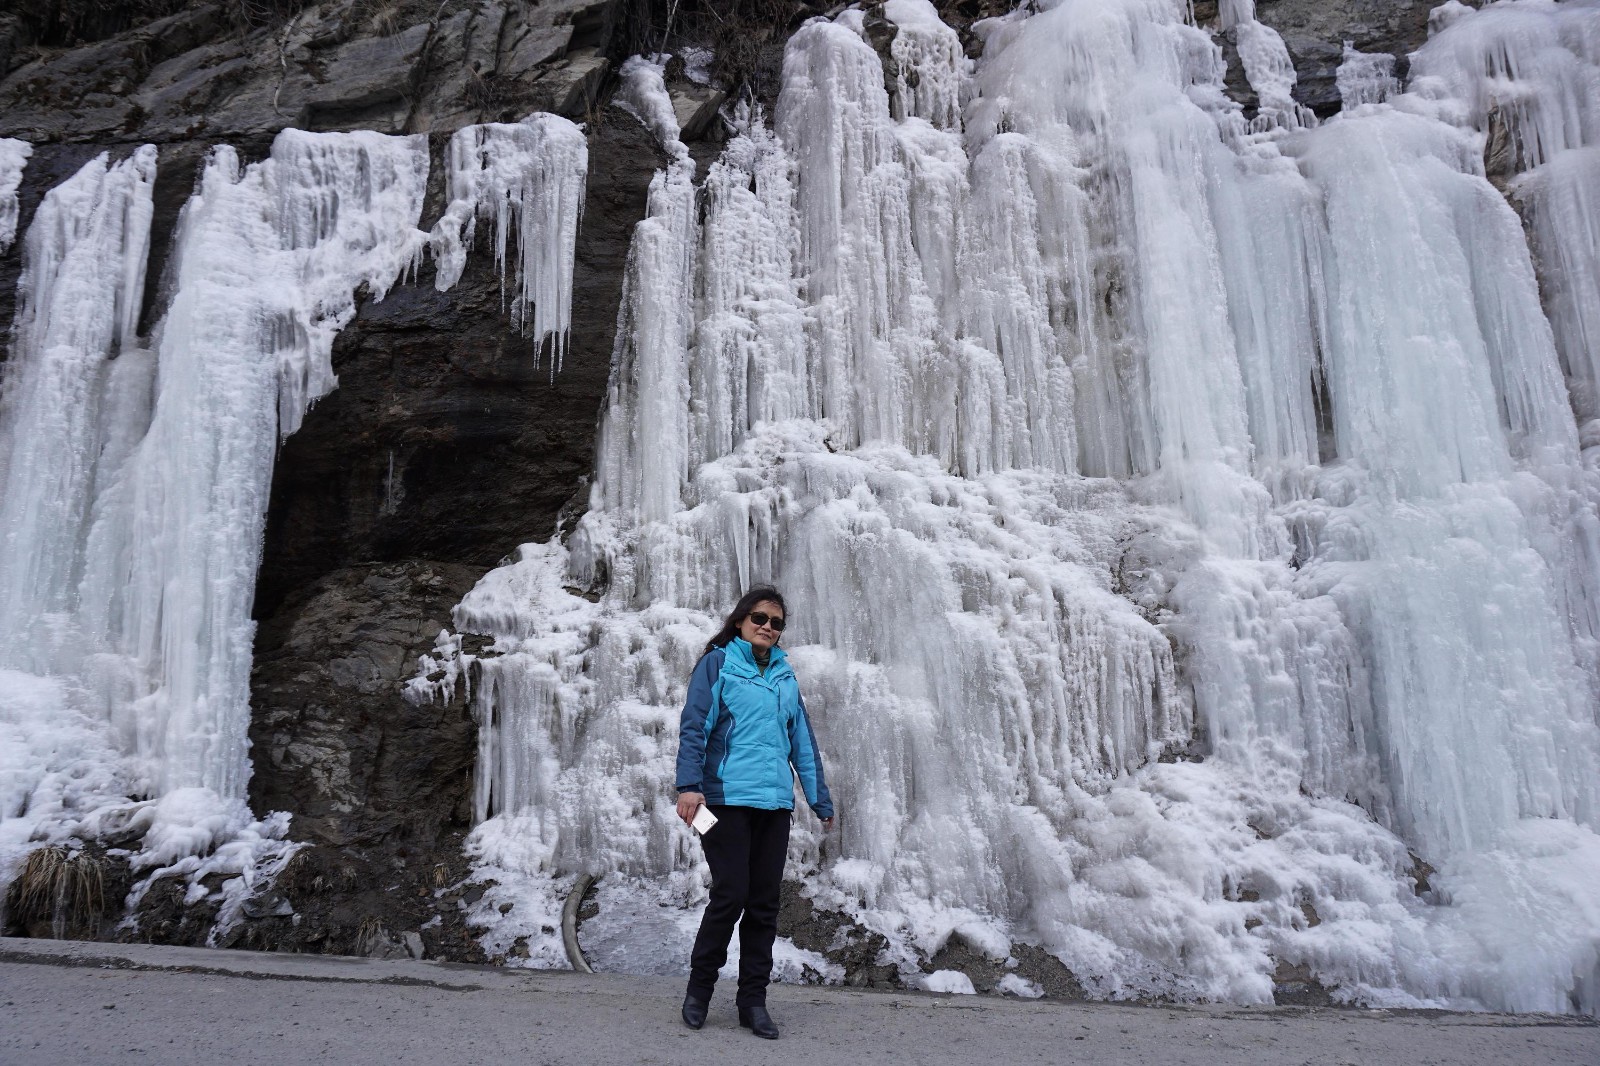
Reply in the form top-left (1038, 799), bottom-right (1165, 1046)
top-left (703, 586), bottom-right (787, 655)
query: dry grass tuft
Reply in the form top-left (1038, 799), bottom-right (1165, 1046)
top-left (7, 845), bottom-right (107, 938)
top-left (354, 914), bottom-right (388, 956)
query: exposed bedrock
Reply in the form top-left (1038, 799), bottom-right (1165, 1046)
top-left (0, 0), bottom-right (626, 144)
top-left (1198, 0), bottom-right (1440, 116)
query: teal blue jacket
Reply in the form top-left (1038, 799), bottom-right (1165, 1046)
top-left (675, 638), bottom-right (834, 818)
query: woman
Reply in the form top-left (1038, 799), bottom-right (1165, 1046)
top-left (674, 587), bottom-right (834, 1040)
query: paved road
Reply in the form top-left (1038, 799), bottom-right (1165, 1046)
top-left (2, 938), bottom-right (1595, 1065)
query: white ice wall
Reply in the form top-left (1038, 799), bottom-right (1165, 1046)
top-left (419, 0), bottom-right (1600, 1014)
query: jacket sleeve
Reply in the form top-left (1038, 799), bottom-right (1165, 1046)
top-left (675, 651), bottom-right (720, 793)
top-left (789, 691), bottom-right (834, 819)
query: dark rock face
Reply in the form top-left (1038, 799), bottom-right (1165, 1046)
top-left (255, 106), bottom-right (663, 617)
top-left (0, 0), bottom-right (628, 144)
top-left (1196, 0), bottom-right (1439, 118)
top-left (247, 561), bottom-right (483, 850)
top-left (229, 560), bottom-right (490, 960)
top-left (237, 110), bottom-right (662, 959)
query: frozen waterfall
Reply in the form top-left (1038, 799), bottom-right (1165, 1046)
top-left (0, 0), bottom-right (1594, 1017)
top-left (414, 0), bottom-right (1600, 1014)
top-left (0, 120), bottom-right (586, 919)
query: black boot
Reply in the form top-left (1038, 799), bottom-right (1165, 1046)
top-left (738, 1003), bottom-right (779, 1040)
top-left (681, 993), bottom-right (709, 1030)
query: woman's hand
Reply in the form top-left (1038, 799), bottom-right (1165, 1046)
top-left (676, 791), bottom-right (706, 825)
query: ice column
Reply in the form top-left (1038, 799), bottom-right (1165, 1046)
top-left (74, 130), bottom-right (430, 802)
top-left (687, 113), bottom-right (808, 473)
top-left (974, 0), bottom-right (1278, 554)
top-left (0, 147), bottom-right (157, 674)
top-left (1409, 0), bottom-right (1600, 408)
top-left (0, 147), bottom-right (155, 886)
top-left (777, 20), bottom-right (942, 455)
top-left (1517, 149), bottom-right (1600, 417)
top-left (1288, 4), bottom-right (1600, 860)
top-left (591, 57), bottom-right (701, 525)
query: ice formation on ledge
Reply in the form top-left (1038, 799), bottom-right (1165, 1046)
top-left (1336, 46), bottom-right (1400, 111)
top-left (430, 115), bottom-right (588, 370)
top-left (883, 0), bottom-right (969, 127)
top-left (414, 0), bottom-right (1600, 1014)
top-left (0, 138), bottom-right (30, 252)
top-left (1224, 0), bottom-right (1315, 129)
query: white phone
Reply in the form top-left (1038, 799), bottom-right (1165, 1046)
top-left (691, 805), bottom-right (718, 835)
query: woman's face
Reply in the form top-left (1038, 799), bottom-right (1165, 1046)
top-left (738, 600), bottom-right (785, 651)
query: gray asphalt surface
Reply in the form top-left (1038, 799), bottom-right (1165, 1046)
top-left (1, 938), bottom-right (1595, 1065)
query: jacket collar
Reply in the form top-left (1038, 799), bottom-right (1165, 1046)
top-left (724, 637), bottom-right (792, 681)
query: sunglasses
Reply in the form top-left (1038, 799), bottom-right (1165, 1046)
top-left (747, 611), bottom-right (786, 632)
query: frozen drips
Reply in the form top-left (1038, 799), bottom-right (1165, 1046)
top-left (430, 115), bottom-right (588, 371)
top-left (1336, 46), bottom-right (1400, 110)
top-left (883, 0), bottom-right (969, 128)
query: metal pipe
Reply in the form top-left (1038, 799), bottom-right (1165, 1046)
top-left (562, 872), bottom-right (598, 973)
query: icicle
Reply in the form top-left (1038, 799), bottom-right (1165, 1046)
top-left (1515, 148), bottom-right (1600, 417)
top-left (688, 112), bottom-right (808, 470)
top-left (590, 57), bottom-right (700, 525)
top-left (1407, 0), bottom-right (1600, 174)
top-left (429, 115), bottom-right (588, 371)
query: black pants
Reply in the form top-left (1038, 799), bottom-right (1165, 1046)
top-left (686, 805), bottom-right (791, 1008)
